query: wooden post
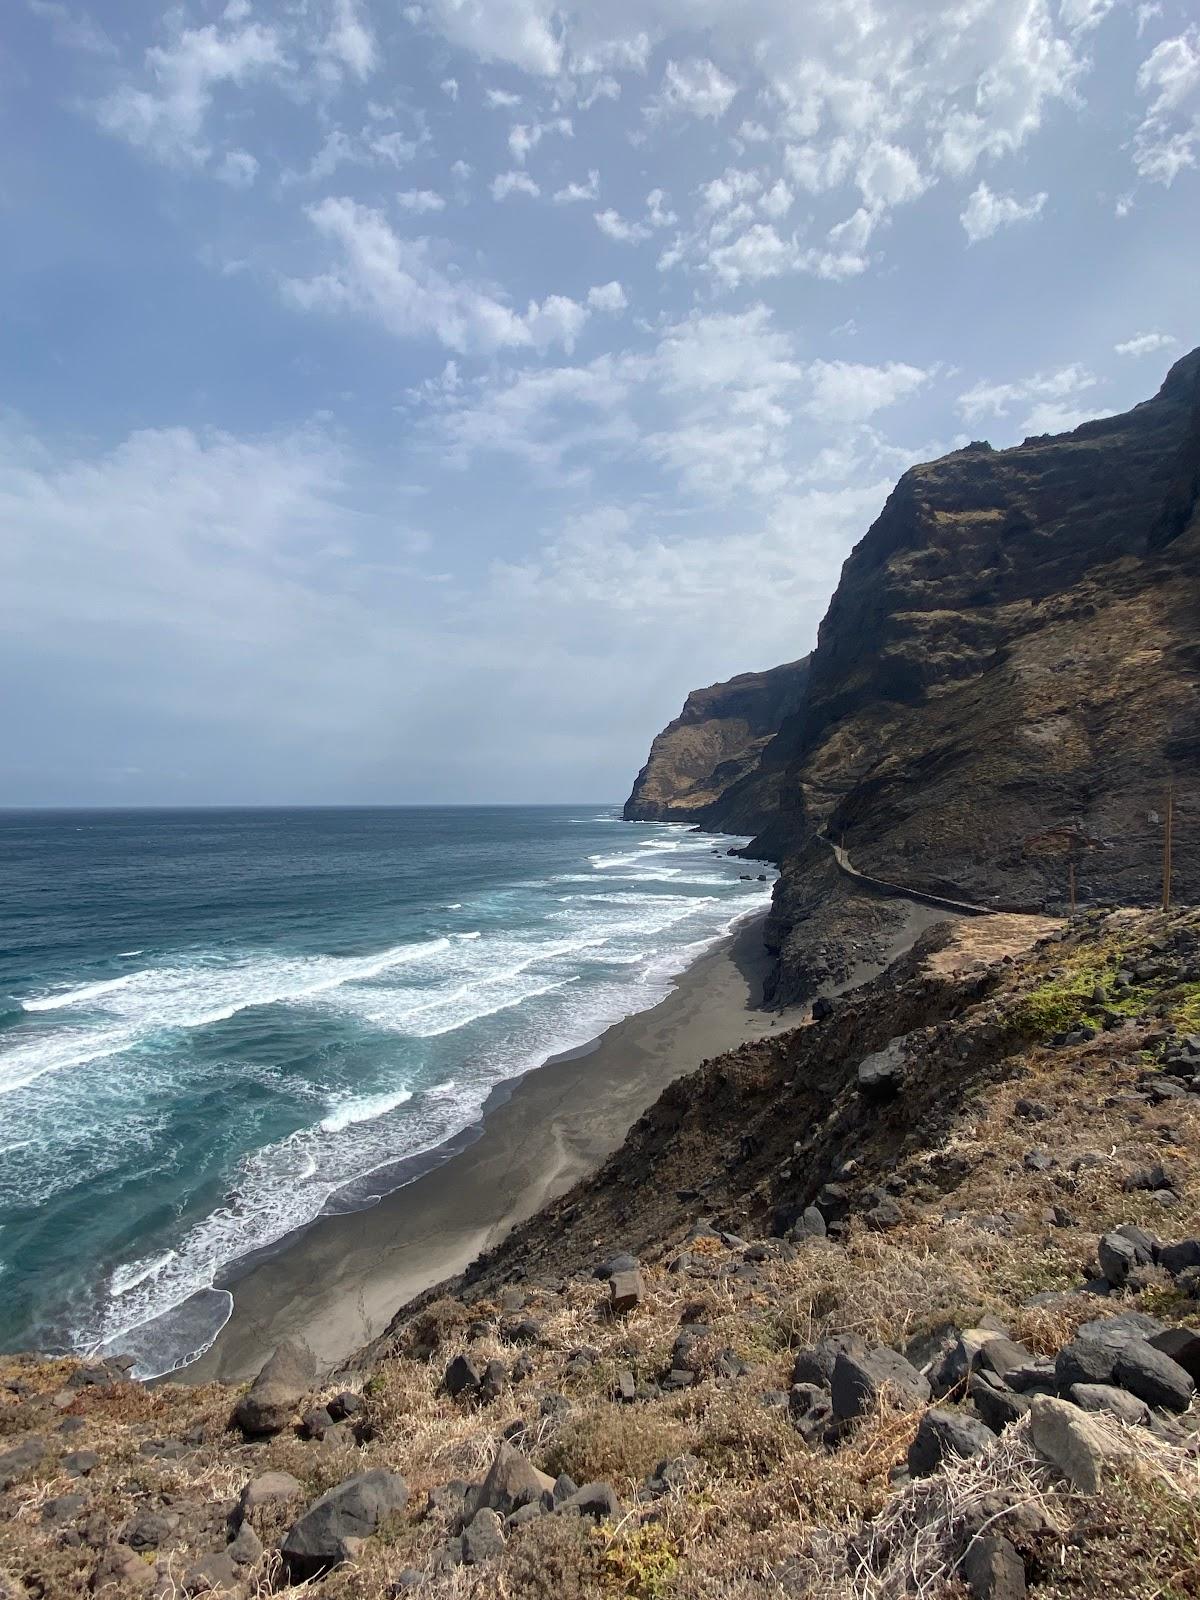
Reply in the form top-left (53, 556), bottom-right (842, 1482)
top-left (1162, 781), bottom-right (1174, 913)
top-left (1068, 860), bottom-right (1076, 916)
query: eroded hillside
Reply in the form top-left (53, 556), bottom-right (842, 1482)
top-left (5, 907), bottom-right (1200, 1599)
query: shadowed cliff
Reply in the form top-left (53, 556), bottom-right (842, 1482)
top-left (629, 348), bottom-right (1200, 1003)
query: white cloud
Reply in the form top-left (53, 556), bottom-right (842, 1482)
top-left (417, 0), bottom-right (564, 76)
top-left (646, 188), bottom-right (677, 227)
top-left (285, 196), bottom-right (587, 354)
top-left (523, 296), bottom-right (590, 353)
top-left (291, 125), bottom-right (419, 184)
top-left (594, 208), bottom-right (652, 242)
top-left (1060, 0), bottom-right (1114, 31)
top-left (698, 167), bottom-right (761, 215)
top-left (805, 360), bottom-right (931, 423)
top-left (709, 223), bottom-right (798, 286)
top-left (212, 147), bottom-right (256, 188)
top-left (440, 76), bottom-right (458, 99)
top-left (1133, 29), bottom-right (1200, 183)
top-left (553, 170), bottom-right (600, 202)
top-left (321, 0), bottom-right (377, 81)
top-left (784, 139), bottom-right (854, 194)
top-left (856, 141), bottom-right (926, 209)
top-left (28, 0), bottom-right (115, 56)
top-left (485, 87), bottom-right (524, 108)
top-left (491, 169), bottom-right (541, 200)
top-left (655, 57), bottom-right (738, 120)
top-left (827, 207), bottom-right (875, 252)
top-left (759, 179), bottom-right (794, 219)
top-left (586, 280), bottom-right (628, 313)
top-left (508, 116), bottom-right (572, 163)
top-left (960, 181), bottom-right (1047, 242)
top-left (957, 364), bottom-right (1098, 435)
top-left (579, 74), bottom-right (621, 108)
top-left (397, 188), bottom-right (446, 212)
top-left (95, 14), bottom-right (284, 166)
top-left (1114, 331), bottom-right (1177, 357)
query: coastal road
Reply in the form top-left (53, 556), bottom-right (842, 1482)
top-left (818, 832), bottom-right (997, 918)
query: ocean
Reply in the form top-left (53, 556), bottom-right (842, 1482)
top-left (0, 806), bottom-right (771, 1378)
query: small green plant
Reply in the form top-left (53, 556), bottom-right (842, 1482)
top-left (598, 1524), bottom-right (679, 1600)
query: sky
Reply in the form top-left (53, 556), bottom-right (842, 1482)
top-left (1, 0), bottom-right (1197, 806)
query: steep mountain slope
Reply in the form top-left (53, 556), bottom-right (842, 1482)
top-left (622, 658), bottom-right (809, 826)
top-left (651, 349), bottom-right (1200, 1002)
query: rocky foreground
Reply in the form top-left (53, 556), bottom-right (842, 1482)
top-left (2, 906), bottom-right (1200, 1597)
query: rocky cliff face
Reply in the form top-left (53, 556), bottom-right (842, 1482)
top-left (622, 657), bottom-right (809, 826)
top-left (635, 350), bottom-right (1200, 1003)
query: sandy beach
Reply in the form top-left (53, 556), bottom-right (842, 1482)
top-left (186, 912), bottom-right (789, 1384)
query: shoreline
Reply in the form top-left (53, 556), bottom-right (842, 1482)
top-left (184, 910), bottom-right (789, 1385)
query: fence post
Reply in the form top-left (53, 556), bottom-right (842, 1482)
top-left (1162, 782), bottom-right (1174, 913)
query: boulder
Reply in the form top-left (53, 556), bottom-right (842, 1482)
top-left (962, 1534), bottom-right (1026, 1600)
top-left (594, 1253), bottom-right (639, 1279)
top-left (908, 1409), bottom-right (994, 1478)
top-left (301, 1405), bottom-right (335, 1440)
top-left (788, 1383), bottom-right (834, 1443)
top-left (792, 1336), bottom-right (858, 1389)
top-left (327, 1391), bottom-right (363, 1422)
top-left (470, 1442), bottom-right (555, 1519)
top-left (239, 1471), bottom-right (302, 1516)
top-left (790, 1206), bottom-right (828, 1243)
top-left (443, 1353), bottom-right (484, 1399)
top-left (555, 1482), bottom-right (621, 1521)
top-left (63, 1450), bottom-right (99, 1477)
top-left (226, 1523), bottom-right (263, 1566)
top-left (968, 1372), bottom-right (1031, 1433)
top-left (609, 1267), bottom-right (645, 1315)
top-left (234, 1339), bottom-right (315, 1437)
top-left (1029, 1396), bottom-right (1127, 1494)
top-left (1054, 1314), bottom-right (1163, 1388)
top-left (831, 1346), bottom-right (930, 1420)
top-left (0, 1435), bottom-right (46, 1491)
top-left (282, 1470), bottom-right (409, 1579)
top-left (814, 1182), bottom-right (851, 1223)
top-left (930, 1331), bottom-right (1028, 1396)
top-left (124, 1512), bottom-right (180, 1551)
top-left (1114, 1223), bottom-right (1159, 1260)
top-left (1160, 1238), bottom-right (1200, 1276)
top-left (1112, 1341), bottom-right (1194, 1412)
top-left (1097, 1232), bottom-right (1139, 1288)
top-left (479, 1359), bottom-right (508, 1405)
top-left (177, 1553), bottom-right (241, 1595)
top-left (1068, 1384), bottom-right (1151, 1426)
top-left (461, 1508), bottom-right (505, 1564)
top-left (1148, 1327), bottom-right (1200, 1383)
top-left (856, 1040), bottom-right (906, 1100)
top-left (502, 1317), bottom-right (545, 1346)
top-left (91, 1546), bottom-right (154, 1594)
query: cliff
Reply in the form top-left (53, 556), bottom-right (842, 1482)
top-left (639, 349), bottom-right (1200, 1002)
top-left (622, 657), bottom-right (809, 827)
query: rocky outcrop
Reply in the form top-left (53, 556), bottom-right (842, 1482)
top-left (622, 658), bottom-right (809, 826)
top-left (630, 350), bottom-right (1200, 1003)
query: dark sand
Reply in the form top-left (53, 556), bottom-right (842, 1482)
top-left (187, 913), bottom-right (790, 1384)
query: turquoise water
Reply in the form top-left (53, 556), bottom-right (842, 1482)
top-left (0, 806), bottom-right (771, 1376)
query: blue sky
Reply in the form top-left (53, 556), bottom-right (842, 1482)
top-left (2, 0), bottom-right (1196, 805)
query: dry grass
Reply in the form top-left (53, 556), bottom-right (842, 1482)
top-left (3, 909), bottom-right (1200, 1598)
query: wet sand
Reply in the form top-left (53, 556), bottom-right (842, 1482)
top-left (186, 913), bottom-right (790, 1384)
